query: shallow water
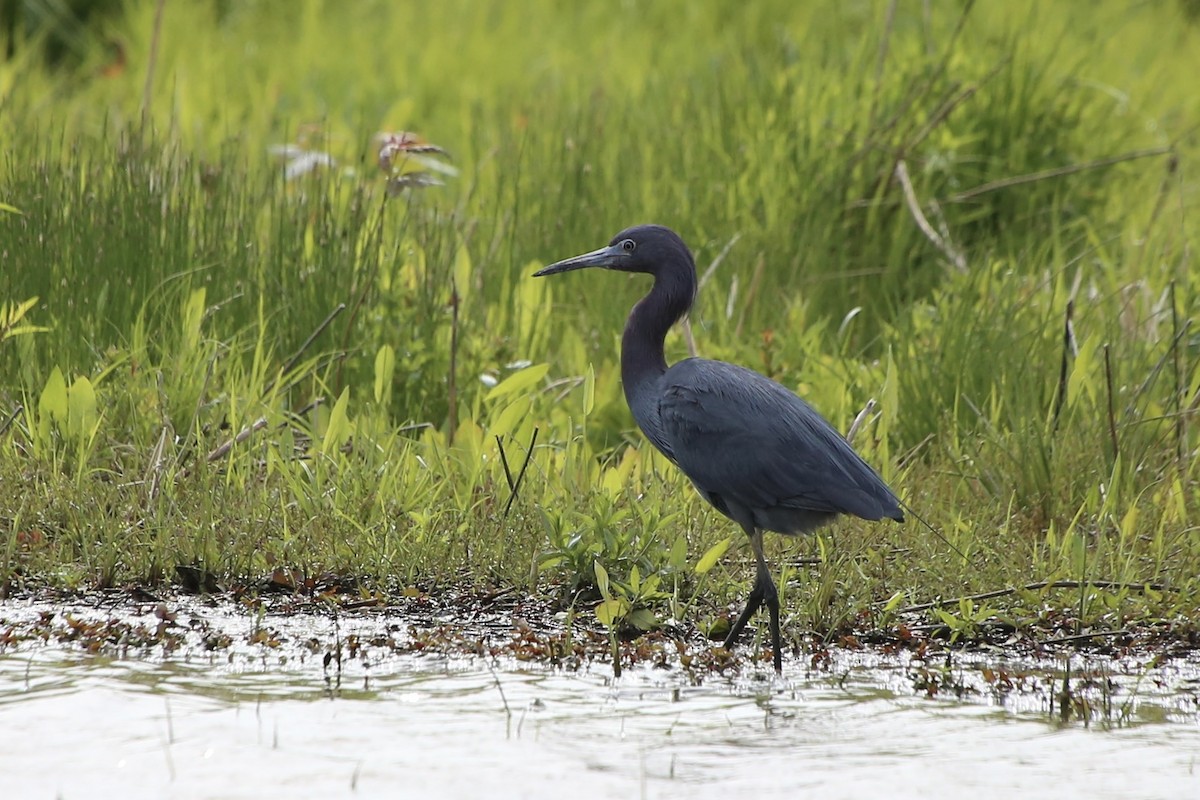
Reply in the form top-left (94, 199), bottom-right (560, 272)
top-left (1, 600), bottom-right (1198, 799)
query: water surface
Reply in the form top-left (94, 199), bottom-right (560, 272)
top-left (1, 599), bottom-right (1197, 799)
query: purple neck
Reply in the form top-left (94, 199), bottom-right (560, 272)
top-left (621, 267), bottom-right (695, 426)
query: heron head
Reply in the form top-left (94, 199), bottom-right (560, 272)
top-left (533, 224), bottom-right (694, 278)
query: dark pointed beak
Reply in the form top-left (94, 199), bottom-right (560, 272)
top-left (533, 243), bottom-right (626, 277)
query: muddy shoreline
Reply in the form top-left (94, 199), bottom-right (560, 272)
top-left (2, 585), bottom-right (1198, 726)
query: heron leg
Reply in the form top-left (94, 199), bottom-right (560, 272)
top-left (762, 563), bottom-right (782, 674)
top-left (722, 570), bottom-right (764, 648)
top-left (722, 529), bottom-right (782, 673)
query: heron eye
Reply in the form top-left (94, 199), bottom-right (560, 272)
top-left (620, 239), bottom-right (636, 253)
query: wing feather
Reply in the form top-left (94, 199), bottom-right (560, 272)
top-left (656, 359), bottom-right (900, 524)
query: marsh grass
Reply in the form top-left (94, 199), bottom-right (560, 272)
top-left (1, 0), bottom-right (1198, 650)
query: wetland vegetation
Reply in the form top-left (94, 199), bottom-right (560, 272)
top-left (1, 0), bottom-right (1199, 671)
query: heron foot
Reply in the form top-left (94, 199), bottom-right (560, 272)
top-left (722, 570), bottom-right (781, 673)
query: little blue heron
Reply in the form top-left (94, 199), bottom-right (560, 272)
top-left (534, 224), bottom-right (904, 673)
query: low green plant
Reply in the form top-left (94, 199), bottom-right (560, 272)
top-left (932, 598), bottom-right (1004, 645)
top-left (0, 0), bottom-right (1197, 647)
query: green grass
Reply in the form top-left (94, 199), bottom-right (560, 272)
top-left (1, 0), bottom-right (1198, 650)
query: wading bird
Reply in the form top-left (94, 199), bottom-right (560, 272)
top-left (534, 225), bottom-right (904, 673)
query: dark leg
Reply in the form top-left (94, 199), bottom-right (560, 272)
top-left (723, 571), bottom-right (765, 648)
top-left (762, 562), bottom-right (781, 674)
top-left (722, 529), bottom-right (783, 673)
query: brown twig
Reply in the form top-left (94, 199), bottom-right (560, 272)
top-left (1041, 629), bottom-right (1131, 646)
top-left (845, 399), bottom-right (877, 446)
top-left (267, 304), bottom-right (346, 396)
top-left (838, 0), bottom-right (978, 181)
top-left (206, 417), bottom-right (268, 462)
top-left (495, 435), bottom-right (515, 492)
top-left (503, 427), bottom-right (539, 519)
top-left (293, 396), bottom-right (325, 418)
top-left (895, 579), bottom-right (1172, 615)
top-left (904, 59), bottom-right (1008, 157)
top-left (697, 234), bottom-right (741, 290)
top-left (895, 160), bottom-right (966, 270)
top-left (847, 68), bottom-right (1000, 213)
top-left (1051, 296), bottom-right (1078, 429)
top-left (1129, 318), bottom-right (1191, 423)
top-left (0, 404), bottom-right (20, 438)
top-left (946, 147), bottom-right (1172, 203)
top-left (681, 317), bottom-right (698, 359)
top-left (682, 233), bottom-right (744, 359)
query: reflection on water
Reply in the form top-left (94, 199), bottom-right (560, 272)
top-left (1, 601), bottom-right (1198, 799)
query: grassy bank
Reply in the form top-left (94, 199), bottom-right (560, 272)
top-left (1, 0), bottom-right (1198, 652)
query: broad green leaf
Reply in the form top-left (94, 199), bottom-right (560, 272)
top-left (628, 608), bottom-right (657, 631)
top-left (599, 464), bottom-right (623, 497)
top-left (486, 363), bottom-right (549, 401)
top-left (489, 396), bottom-right (531, 438)
top-left (882, 348), bottom-right (898, 419)
top-left (882, 591), bottom-right (906, 613)
top-left (593, 559), bottom-right (610, 598)
top-left (600, 447), bottom-right (639, 497)
top-left (322, 386), bottom-right (351, 455)
top-left (1070, 529), bottom-right (1087, 574)
top-left (67, 375), bottom-right (98, 441)
top-left (595, 597), bottom-right (628, 627)
top-left (1169, 475), bottom-right (1186, 524)
top-left (3, 296), bottom-right (37, 326)
top-left (667, 535), bottom-right (688, 570)
top-left (695, 537), bottom-right (732, 575)
top-left (517, 263), bottom-right (547, 352)
top-left (38, 367), bottom-right (68, 439)
top-left (3, 324), bottom-right (49, 339)
top-left (2, 297), bottom-right (49, 342)
top-left (934, 608), bottom-right (960, 628)
top-left (1066, 333), bottom-right (1100, 411)
top-left (582, 362), bottom-right (595, 416)
top-left (537, 555), bottom-right (564, 571)
top-left (1119, 504), bottom-right (1139, 542)
top-left (304, 224), bottom-right (316, 261)
top-left (373, 344), bottom-right (395, 404)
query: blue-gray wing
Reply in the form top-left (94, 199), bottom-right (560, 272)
top-left (657, 358), bottom-right (902, 529)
